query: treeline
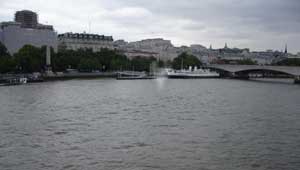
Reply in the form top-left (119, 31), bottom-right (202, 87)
top-left (0, 42), bottom-right (207, 74)
top-left (276, 58), bottom-right (300, 66)
top-left (0, 42), bottom-right (163, 73)
top-left (172, 52), bottom-right (202, 69)
top-left (218, 58), bottom-right (257, 65)
top-left (53, 48), bottom-right (131, 72)
top-left (236, 59), bottom-right (257, 65)
top-left (2, 42), bottom-right (300, 74)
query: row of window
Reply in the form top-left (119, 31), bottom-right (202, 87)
top-left (58, 34), bottom-right (113, 41)
top-left (66, 45), bottom-right (113, 51)
top-left (59, 39), bottom-right (113, 44)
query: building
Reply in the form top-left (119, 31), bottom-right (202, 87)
top-left (124, 50), bottom-right (159, 59)
top-left (113, 38), bottom-right (180, 61)
top-left (15, 10), bottom-right (38, 29)
top-left (0, 10), bottom-right (57, 54)
top-left (58, 32), bottom-right (114, 52)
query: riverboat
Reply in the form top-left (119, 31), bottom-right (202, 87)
top-left (166, 67), bottom-right (220, 79)
top-left (116, 71), bottom-right (156, 80)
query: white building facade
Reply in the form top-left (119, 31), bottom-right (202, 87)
top-left (58, 33), bottom-right (114, 52)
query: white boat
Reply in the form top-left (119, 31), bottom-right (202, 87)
top-left (0, 77), bottom-right (27, 86)
top-left (166, 66), bottom-right (220, 79)
top-left (116, 71), bottom-right (156, 80)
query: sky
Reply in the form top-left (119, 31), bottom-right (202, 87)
top-left (1, 0), bottom-right (300, 53)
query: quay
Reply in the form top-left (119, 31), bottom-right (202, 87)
top-left (43, 72), bottom-right (117, 81)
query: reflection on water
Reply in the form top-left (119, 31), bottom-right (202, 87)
top-left (0, 79), bottom-right (300, 170)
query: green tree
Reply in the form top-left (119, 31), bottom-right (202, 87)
top-left (78, 57), bottom-right (101, 72)
top-left (53, 49), bottom-right (82, 71)
top-left (0, 42), bottom-right (9, 57)
top-left (0, 57), bottom-right (16, 73)
top-left (172, 52), bottom-right (202, 69)
top-left (276, 58), bottom-right (300, 66)
top-left (110, 54), bottom-right (130, 71)
top-left (130, 56), bottom-right (157, 72)
top-left (0, 42), bottom-right (16, 73)
top-left (52, 48), bottom-right (147, 72)
top-left (95, 48), bottom-right (123, 71)
top-left (14, 45), bottom-right (43, 73)
top-left (237, 59), bottom-right (257, 65)
top-left (158, 59), bottom-right (165, 68)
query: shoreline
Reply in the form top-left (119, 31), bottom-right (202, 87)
top-left (43, 72), bottom-right (117, 81)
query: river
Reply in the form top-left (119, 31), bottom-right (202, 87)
top-left (0, 78), bottom-right (299, 170)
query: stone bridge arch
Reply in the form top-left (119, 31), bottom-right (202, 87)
top-left (234, 68), bottom-right (294, 77)
top-left (205, 64), bottom-right (300, 83)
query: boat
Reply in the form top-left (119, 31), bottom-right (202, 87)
top-left (27, 73), bottom-right (44, 83)
top-left (0, 77), bottom-right (28, 86)
top-left (116, 76), bottom-right (156, 80)
top-left (166, 66), bottom-right (220, 79)
top-left (116, 71), bottom-right (156, 80)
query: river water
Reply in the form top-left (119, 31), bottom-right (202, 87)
top-left (0, 78), bottom-right (300, 170)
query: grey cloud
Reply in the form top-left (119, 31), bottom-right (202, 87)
top-left (0, 0), bottom-right (299, 52)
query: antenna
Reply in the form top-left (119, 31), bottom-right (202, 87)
top-left (89, 21), bottom-right (91, 34)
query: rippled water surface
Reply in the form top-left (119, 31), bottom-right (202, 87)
top-left (0, 79), bottom-right (300, 170)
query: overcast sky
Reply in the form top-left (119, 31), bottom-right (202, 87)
top-left (1, 0), bottom-right (300, 53)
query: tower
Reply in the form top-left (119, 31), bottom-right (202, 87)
top-left (224, 43), bottom-right (228, 49)
top-left (285, 44), bottom-right (288, 54)
top-left (15, 10), bottom-right (38, 28)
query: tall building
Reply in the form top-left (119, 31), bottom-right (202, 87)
top-left (0, 10), bottom-right (57, 54)
top-left (14, 10), bottom-right (38, 28)
top-left (58, 32), bottom-right (114, 52)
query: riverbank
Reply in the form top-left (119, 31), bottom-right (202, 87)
top-left (43, 72), bottom-right (117, 81)
top-left (0, 72), bottom-right (118, 82)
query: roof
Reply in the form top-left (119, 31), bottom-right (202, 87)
top-left (58, 32), bottom-right (113, 41)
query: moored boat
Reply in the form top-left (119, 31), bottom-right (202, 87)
top-left (116, 76), bottom-right (156, 80)
top-left (0, 77), bottom-right (27, 86)
top-left (166, 66), bottom-right (220, 79)
top-left (116, 71), bottom-right (156, 80)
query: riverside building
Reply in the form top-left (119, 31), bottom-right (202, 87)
top-left (0, 10), bottom-right (58, 54)
top-left (58, 33), bottom-right (114, 52)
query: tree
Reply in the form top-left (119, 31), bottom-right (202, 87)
top-left (0, 57), bottom-right (16, 73)
top-left (0, 42), bottom-right (9, 57)
top-left (78, 58), bottom-right (101, 72)
top-left (237, 59), bottom-right (257, 65)
top-left (157, 59), bottom-right (165, 68)
top-left (52, 48), bottom-right (131, 72)
top-left (54, 49), bottom-right (81, 71)
top-left (0, 42), bottom-right (16, 73)
top-left (276, 58), bottom-right (300, 66)
top-left (14, 45), bottom-right (43, 73)
top-left (172, 52), bottom-right (202, 70)
top-left (110, 54), bottom-right (130, 71)
top-left (130, 56), bottom-right (157, 72)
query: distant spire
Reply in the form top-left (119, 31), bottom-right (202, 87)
top-left (209, 44), bottom-right (212, 50)
top-left (285, 44), bottom-right (288, 54)
top-left (224, 43), bottom-right (228, 49)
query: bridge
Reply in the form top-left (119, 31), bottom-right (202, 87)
top-left (206, 64), bottom-right (300, 84)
